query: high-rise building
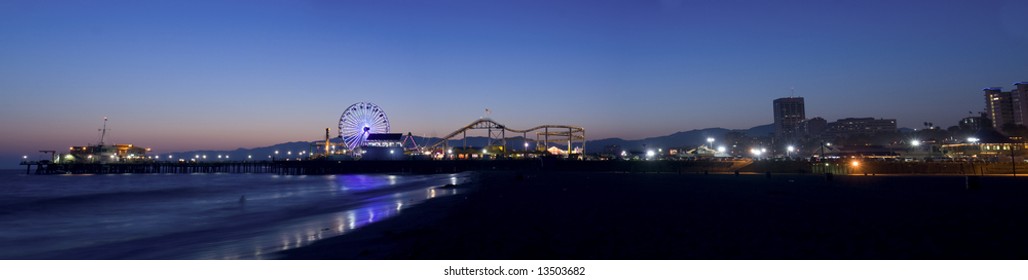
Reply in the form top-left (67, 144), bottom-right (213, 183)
top-left (772, 97), bottom-right (805, 139)
top-left (1013, 82), bottom-right (1028, 126)
top-left (983, 83), bottom-right (1028, 130)
top-left (985, 87), bottom-right (1015, 128)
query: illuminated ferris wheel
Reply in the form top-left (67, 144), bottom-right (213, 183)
top-left (339, 102), bottom-right (390, 150)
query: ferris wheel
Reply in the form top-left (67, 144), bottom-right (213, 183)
top-left (339, 102), bottom-right (390, 150)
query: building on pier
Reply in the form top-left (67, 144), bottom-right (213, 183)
top-left (63, 144), bottom-right (150, 163)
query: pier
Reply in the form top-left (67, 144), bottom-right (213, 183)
top-left (19, 159), bottom-right (1028, 176)
top-left (21, 161), bottom-right (278, 175)
top-left (20, 159), bottom-right (744, 175)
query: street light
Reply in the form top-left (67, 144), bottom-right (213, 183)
top-left (707, 137), bottom-right (715, 149)
top-left (911, 140), bottom-right (921, 147)
top-left (787, 145), bottom-right (795, 158)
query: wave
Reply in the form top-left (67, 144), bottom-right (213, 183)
top-left (0, 186), bottom-right (219, 215)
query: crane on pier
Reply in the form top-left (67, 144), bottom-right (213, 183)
top-left (98, 117), bottom-right (109, 146)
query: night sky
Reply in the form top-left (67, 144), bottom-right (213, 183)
top-left (3, 0), bottom-right (1028, 159)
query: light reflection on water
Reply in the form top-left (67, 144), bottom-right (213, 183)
top-left (188, 176), bottom-right (463, 260)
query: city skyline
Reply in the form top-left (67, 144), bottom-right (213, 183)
top-left (3, 0), bottom-right (1028, 157)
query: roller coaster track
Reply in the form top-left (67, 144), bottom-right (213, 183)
top-left (426, 118), bottom-right (585, 154)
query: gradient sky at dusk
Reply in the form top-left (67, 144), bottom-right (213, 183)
top-left (3, 0), bottom-right (1028, 159)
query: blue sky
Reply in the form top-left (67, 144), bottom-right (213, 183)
top-left (2, 0), bottom-right (1028, 159)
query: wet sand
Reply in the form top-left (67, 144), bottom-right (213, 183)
top-left (281, 172), bottom-right (1028, 259)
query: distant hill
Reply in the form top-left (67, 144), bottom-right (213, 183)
top-left (163, 124), bottom-right (776, 158)
top-left (163, 141), bottom-right (316, 161)
top-left (744, 124), bottom-right (775, 137)
top-left (583, 124), bottom-right (772, 152)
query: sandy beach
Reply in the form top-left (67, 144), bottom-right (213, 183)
top-left (280, 172), bottom-right (1028, 259)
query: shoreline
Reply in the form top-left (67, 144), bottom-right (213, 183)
top-left (280, 171), bottom-right (1028, 259)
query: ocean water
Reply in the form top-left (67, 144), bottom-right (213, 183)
top-left (0, 170), bottom-right (470, 259)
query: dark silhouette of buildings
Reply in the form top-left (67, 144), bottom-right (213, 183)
top-left (801, 117), bottom-right (828, 136)
top-left (825, 118), bottom-right (897, 138)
